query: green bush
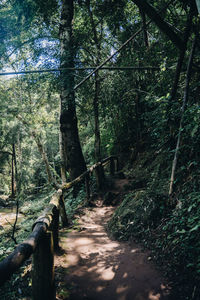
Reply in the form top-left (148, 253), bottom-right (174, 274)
top-left (108, 190), bottom-right (168, 240)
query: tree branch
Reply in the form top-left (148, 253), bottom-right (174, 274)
top-left (132, 0), bottom-right (184, 49)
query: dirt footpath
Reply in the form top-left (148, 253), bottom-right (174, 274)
top-left (55, 205), bottom-right (171, 300)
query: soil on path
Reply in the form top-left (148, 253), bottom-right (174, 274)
top-left (55, 180), bottom-right (171, 300)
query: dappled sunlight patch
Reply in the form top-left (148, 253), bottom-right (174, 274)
top-left (74, 237), bottom-right (93, 246)
top-left (87, 265), bottom-right (98, 273)
top-left (54, 205), bottom-right (170, 300)
top-left (131, 248), bottom-right (139, 253)
top-left (122, 272), bottom-right (128, 278)
top-left (96, 285), bottom-right (105, 292)
top-left (65, 253), bottom-right (80, 267)
top-left (98, 266), bottom-right (115, 281)
top-left (103, 240), bottom-right (120, 249)
top-left (116, 284), bottom-right (129, 294)
top-left (148, 290), bottom-right (161, 300)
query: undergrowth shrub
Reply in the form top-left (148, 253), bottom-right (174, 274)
top-left (64, 185), bottom-right (86, 219)
top-left (152, 192), bottom-right (200, 300)
top-left (108, 190), bottom-right (168, 240)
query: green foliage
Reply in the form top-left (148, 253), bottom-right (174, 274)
top-left (108, 153), bottom-right (200, 299)
top-left (108, 189), bottom-right (168, 240)
top-left (0, 74), bottom-right (60, 193)
top-left (64, 185), bottom-right (86, 220)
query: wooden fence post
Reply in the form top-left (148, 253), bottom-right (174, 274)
top-left (59, 194), bottom-right (69, 227)
top-left (52, 207), bottom-right (59, 251)
top-left (32, 231), bottom-right (55, 300)
top-left (110, 157), bottom-right (115, 175)
top-left (116, 157), bottom-right (119, 172)
top-left (95, 163), bottom-right (105, 190)
top-left (85, 174), bottom-right (90, 200)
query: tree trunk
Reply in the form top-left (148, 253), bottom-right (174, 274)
top-left (59, 130), bottom-right (67, 183)
top-left (170, 12), bottom-right (192, 102)
top-left (10, 143), bottom-right (17, 197)
top-left (86, 0), bottom-right (105, 189)
top-left (11, 142), bottom-right (19, 244)
top-left (32, 132), bottom-right (57, 186)
top-left (11, 148), bottom-right (15, 198)
top-left (94, 71), bottom-right (101, 161)
top-left (135, 92), bottom-right (142, 152)
top-left (86, 0), bottom-right (102, 161)
top-left (139, 8), bottom-right (149, 48)
top-left (59, 0), bottom-right (86, 181)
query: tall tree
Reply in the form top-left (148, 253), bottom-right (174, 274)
top-left (59, 0), bottom-right (87, 181)
top-left (86, 0), bottom-right (102, 162)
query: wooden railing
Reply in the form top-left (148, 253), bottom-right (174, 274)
top-left (0, 155), bottom-right (119, 300)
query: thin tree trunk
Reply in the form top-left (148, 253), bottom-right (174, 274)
top-left (86, 0), bottom-right (105, 189)
top-left (86, 0), bottom-right (102, 161)
top-left (170, 12), bottom-right (192, 101)
top-left (32, 133), bottom-right (54, 184)
top-left (139, 8), bottom-right (149, 48)
top-left (12, 143), bottom-right (18, 244)
top-left (94, 71), bottom-right (101, 161)
top-left (135, 93), bottom-right (142, 155)
top-left (132, 0), bottom-right (183, 49)
top-left (17, 115), bottom-right (56, 186)
top-left (59, 0), bottom-right (87, 181)
top-left (11, 148), bottom-right (15, 198)
top-left (59, 101), bottom-right (67, 183)
top-left (169, 38), bottom-right (196, 197)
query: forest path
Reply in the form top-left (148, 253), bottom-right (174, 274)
top-left (55, 180), bottom-right (171, 300)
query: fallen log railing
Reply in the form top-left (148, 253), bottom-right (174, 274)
top-left (0, 155), bottom-right (119, 300)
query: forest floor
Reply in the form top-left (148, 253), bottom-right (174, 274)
top-left (54, 179), bottom-right (171, 300)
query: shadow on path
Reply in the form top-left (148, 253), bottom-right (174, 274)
top-left (55, 206), bottom-right (171, 300)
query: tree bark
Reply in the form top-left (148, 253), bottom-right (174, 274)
top-left (86, 0), bottom-right (102, 161)
top-left (32, 231), bottom-right (55, 300)
top-left (94, 71), bottom-right (101, 161)
top-left (59, 194), bottom-right (69, 227)
top-left (86, 0), bottom-right (106, 189)
top-left (59, 130), bottom-right (67, 183)
top-left (11, 146), bottom-right (15, 198)
top-left (139, 8), bottom-right (149, 48)
top-left (11, 143), bottom-right (19, 244)
top-left (59, 0), bottom-right (87, 181)
top-left (170, 12), bottom-right (192, 101)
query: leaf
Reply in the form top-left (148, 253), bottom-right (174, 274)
top-left (191, 124), bottom-right (198, 137)
top-left (187, 263), bottom-right (194, 268)
top-left (177, 229), bottom-right (186, 234)
top-left (188, 205), bottom-right (193, 212)
top-left (190, 224), bottom-right (200, 232)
